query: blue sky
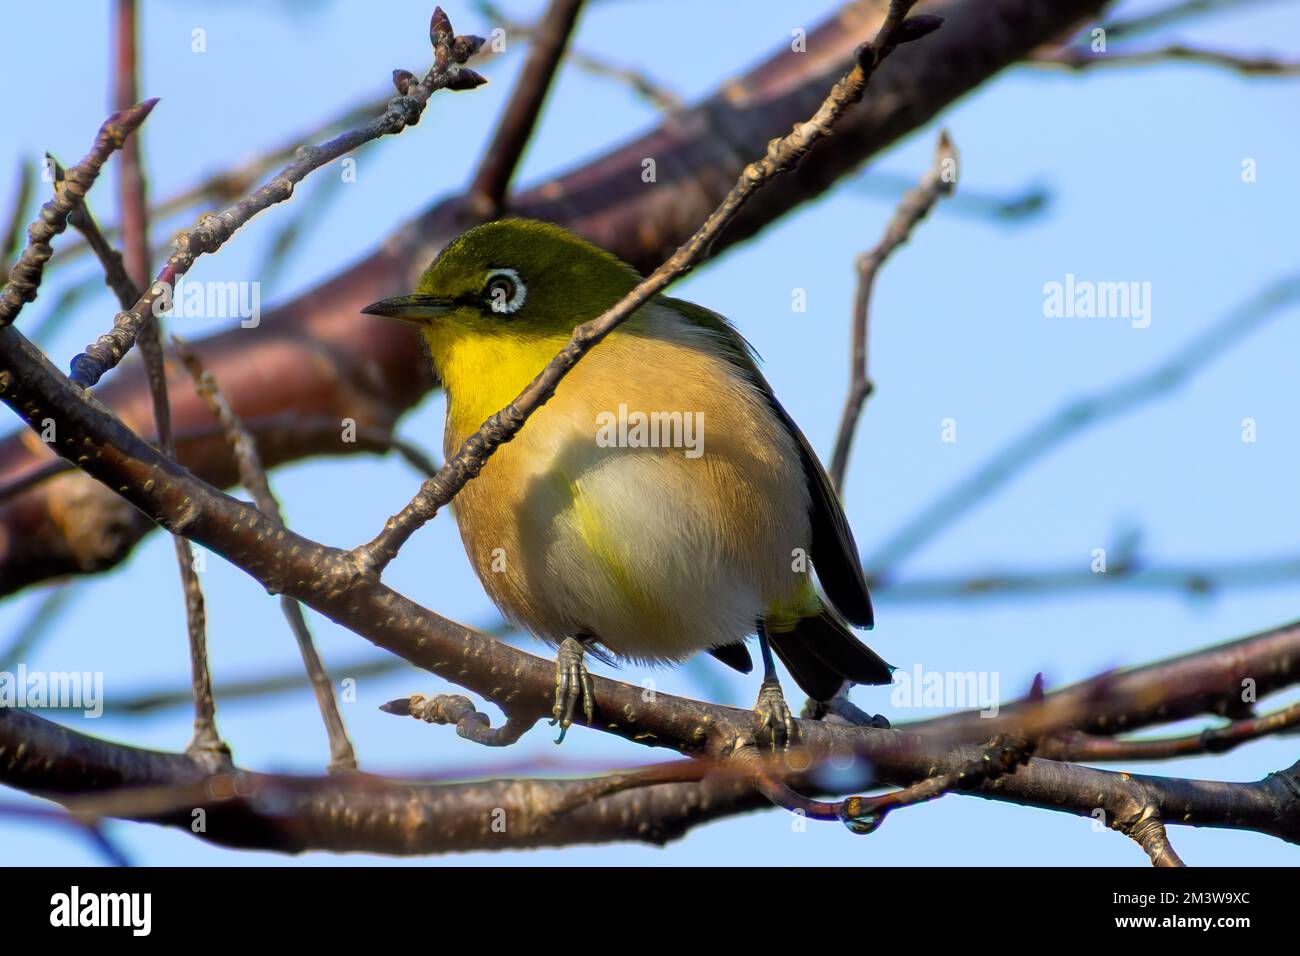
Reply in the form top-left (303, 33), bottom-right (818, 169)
top-left (1, 0), bottom-right (1298, 865)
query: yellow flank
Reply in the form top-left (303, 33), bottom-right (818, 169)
top-left (568, 474), bottom-right (666, 627)
top-left (763, 578), bottom-right (821, 634)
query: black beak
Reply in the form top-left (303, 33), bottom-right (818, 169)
top-left (361, 294), bottom-right (453, 324)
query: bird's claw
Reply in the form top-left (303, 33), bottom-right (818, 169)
top-left (550, 636), bottom-right (595, 743)
top-left (754, 678), bottom-right (797, 750)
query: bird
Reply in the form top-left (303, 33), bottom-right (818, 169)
top-left (362, 218), bottom-right (893, 746)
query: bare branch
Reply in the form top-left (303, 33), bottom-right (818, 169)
top-left (0, 159), bottom-right (35, 274)
top-left (1104, 0), bottom-right (1282, 40)
top-left (472, 0), bottom-right (682, 112)
top-left (466, 0), bottom-right (587, 218)
top-left (65, 7), bottom-right (489, 389)
top-left (173, 338), bottom-right (358, 772)
top-left (908, 619), bottom-right (1300, 743)
top-left (0, 414), bottom-right (438, 508)
top-left (1031, 43), bottom-right (1300, 75)
top-left (1044, 702), bottom-right (1300, 762)
top-left (56, 97), bottom-right (229, 763)
top-left (864, 272), bottom-right (1300, 577)
top-left (0, 99), bottom-right (156, 327)
top-left (0, 585), bottom-right (78, 671)
top-left (874, 551), bottom-right (1300, 602)
top-left (829, 130), bottom-right (956, 493)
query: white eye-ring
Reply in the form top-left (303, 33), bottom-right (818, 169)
top-left (485, 268), bottom-right (526, 315)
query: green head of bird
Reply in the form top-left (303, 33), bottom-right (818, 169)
top-left (362, 218), bottom-right (640, 342)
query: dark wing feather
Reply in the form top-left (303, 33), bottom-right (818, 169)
top-left (707, 641), bottom-right (753, 674)
top-left (763, 395), bottom-right (874, 629)
top-left (664, 296), bottom-right (875, 630)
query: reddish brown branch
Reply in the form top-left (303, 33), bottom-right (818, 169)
top-left (1043, 702), bottom-right (1300, 762)
top-left (466, 0), bottom-right (587, 218)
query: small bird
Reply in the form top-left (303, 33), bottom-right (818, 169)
top-left (363, 219), bottom-right (892, 745)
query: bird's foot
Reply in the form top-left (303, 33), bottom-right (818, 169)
top-left (550, 636), bottom-right (595, 744)
top-left (754, 678), bottom-right (797, 750)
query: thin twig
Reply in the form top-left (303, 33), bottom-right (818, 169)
top-left (50, 93), bottom-right (390, 270)
top-left (865, 272), bottom-right (1300, 577)
top-left (850, 169), bottom-right (1047, 223)
top-left (1104, 0), bottom-right (1280, 40)
top-left (106, 0), bottom-right (229, 764)
top-left (0, 586), bottom-right (78, 671)
top-left (0, 801), bottom-right (134, 866)
top-left (472, 0), bottom-right (682, 111)
top-left (58, 165), bottom-right (230, 763)
top-left (107, 618), bottom-right (515, 715)
top-left (65, 7), bottom-right (488, 389)
top-left (465, 0), bottom-right (586, 218)
top-left (0, 99), bottom-right (156, 327)
top-left (741, 733), bottom-right (1033, 830)
top-left (1031, 44), bottom-right (1300, 75)
top-left (1045, 702), bottom-right (1300, 762)
top-left (1, 159), bottom-right (35, 274)
top-left (173, 336), bottom-right (359, 772)
top-left (874, 551), bottom-right (1300, 602)
top-left (352, 0), bottom-right (943, 576)
top-left (829, 129), bottom-right (956, 492)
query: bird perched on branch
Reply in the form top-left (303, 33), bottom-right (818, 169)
top-left (363, 219), bottom-right (892, 745)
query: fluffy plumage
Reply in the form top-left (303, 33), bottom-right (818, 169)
top-left (399, 219), bottom-right (892, 698)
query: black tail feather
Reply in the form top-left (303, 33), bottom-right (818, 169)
top-left (769, 611), bottom-right (893, 702)
top-left (769, 630), bottom-right (846, 702)
top-left (707, 641), bottom-right (753, 674)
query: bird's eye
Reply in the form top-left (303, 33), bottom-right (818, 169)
top-left (484, 269), bottom-right (526, 315)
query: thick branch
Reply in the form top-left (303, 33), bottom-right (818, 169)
top-left (4, 322), bottom-right (1300, 859)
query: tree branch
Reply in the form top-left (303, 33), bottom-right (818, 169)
top-left (0, 0), bottom-right (1115, 597)
top-left (173, 338), bottom-right (358, 772)
top-left (829, 129), bottom-right (956, 492)
top-left (465, 0), bottom-right (587, 218)
top-left (0, 99), bottom-right (156, 327)
top-left (64, 7), bottom-right (488, 389)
